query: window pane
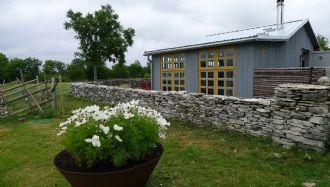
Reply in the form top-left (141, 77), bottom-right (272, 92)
top-left (208, 88), bottom-right (214, 95)
top-left (174, 63), bottom-right (179, 69)
top-left (180, 62), bottom-right (184, 68)
top-left (218, 80), bottom-right (224, 87)
top-left (201, 88), bottom-right (206, 94)
top-left (208, 60), bottom-right (214, 67)
top-left (180, 72), bottom-right (185, 78)
top-left (226, 89), bottom-right (233, 96)
top-left (218, 89), bottom-right (224, 95)
top-left (162, 57), bottom-right (166, 62)
top-left (163, 87), bottom-right (167, 91)
top-left (175, 80), bottom-right (179, 85)
top-left (175, 87), bottom-right (179, 91)
top-left (208, 80), bottom-right (214, 86)
top-left (174, 73), bottom-right (179, 78)
top-left (218, 60), bottom-right (225, 67)
top-left (162, 73), bottom-right (166, 78)
top-left (201, 72), bottom-right (207, 78)
top-left (208, 52), bottom-right (214, 58)
top-left (226, 80), bottom-right (234, 87)
top-left (168, 57), bottom-right (172, 61)
top-left (167, 73), bottom-right (172, 78)
top-left (180, 57), bottom-right (185, 61)
top-left (174, 57), bottom-right (178, 62)
top-left (201, 52), bottom-right (207, 59)
top-left (208, 72), bottom-right (214, 78)
top-left (226, 71), bottom-right (234, 78)
top-left (162, 80), bottom-right (167, 85)
top-left (218, 50), bottom-right (224, 58)
top-left (226, 49), bottom-right (234, 57)
top-left (167, 63), bottom-right (172, 69)
top-left (226, 59), bottom-right (234, 66)
top-left (201, 80), bottom-right (206, 86)
top-left (180, 87), bottom-right (185, 91)
top-left (218, 71), bottom-right (224, 78)
top-left (168, 87), bottom-right (172, 91)
top-left (168, 80), bottom-right (172, 85)
top-left (201, 61), bottom-right (206, 67)
top-left (162, 63), bottom-right (166, 69)
top-left (180, 80), bottom-right (185, 85)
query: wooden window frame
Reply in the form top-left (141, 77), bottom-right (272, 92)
top-left (160, 54), bottom-right (186, 91)
top-left (198, 47), bottom-right (236, 96)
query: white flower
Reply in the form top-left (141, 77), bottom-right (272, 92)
top-left (57, 130), bottom-right (66, 136)
top-left (113, 124), bottom-right (123, 131)
top-left (85, 135), bottom-right (101, 147)
top-left (115, 135), bottom-right (123, 142)
top-left (123, 112), bottom-right (135, 119)
top-left (99, 124), bottom-right (110, 135)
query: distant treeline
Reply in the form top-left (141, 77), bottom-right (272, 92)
top-left (0, 52), bottom-right (151, 83)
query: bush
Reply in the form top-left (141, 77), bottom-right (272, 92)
top-left (58, 100), bottom-right (170, 168)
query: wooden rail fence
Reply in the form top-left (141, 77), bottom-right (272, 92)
top-left (254, 67), bottom-right (326, 98)
top-left (0, 76), bottom-right (57, 117)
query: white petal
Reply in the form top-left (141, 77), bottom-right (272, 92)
top-left (114, 124), bottom-right (123, 131)
top-left (115, 135), bottom-right (123, 142)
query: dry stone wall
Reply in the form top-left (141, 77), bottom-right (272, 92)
top-left (0, 92), bottom-right (8, 118)
top-left (72, 83), bottom-right (330, 151)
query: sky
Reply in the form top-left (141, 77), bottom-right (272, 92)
top-left (0, 0), bottom-right (329, 66)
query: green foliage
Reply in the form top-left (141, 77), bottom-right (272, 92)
top-left (67, 58), bottom-right (87, 81)
top-left (64, 4), bottom-right (135, 80)
top-left (62, 111), bottom-right (159, 168)
top-left (0, 53), bottom-right (9, 82)
top-left (317, 34), bottom-right (330, 50)
top-left (43, 60), bottom-right (66, 75)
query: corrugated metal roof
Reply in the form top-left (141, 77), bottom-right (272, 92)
top-left (144, 19), bottom-right (310, 56)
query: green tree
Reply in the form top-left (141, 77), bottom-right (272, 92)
top-left (64, 4), bottom-right (135, 81)
top-left (317, 34), bottom-right (329, 50)
top-left (0, 53), bottom-right (9, 82)
top-left (23, 57), bottom-right (42, 80)
top-left (43, 60), bottom-right (66, 75)
top-left (110, 63), bottom-right (129, 78)
top-left (67, 58), bottom-right (87, 81)
top-left (128, 60), bottom-right (144, 78)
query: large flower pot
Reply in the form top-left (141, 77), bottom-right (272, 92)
top-left (53, 143), bottom-right (163, 187)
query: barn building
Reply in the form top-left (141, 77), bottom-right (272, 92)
top-left (144, 0), bottom-right (320, 97)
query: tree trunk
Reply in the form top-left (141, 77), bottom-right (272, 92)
top-left (93, 64), bottom-right (97, 81)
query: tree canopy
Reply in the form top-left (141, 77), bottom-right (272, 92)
top-left (317, 34), bottom-right (330, 51)
top-left (64, 4), bottom-right (135, 81)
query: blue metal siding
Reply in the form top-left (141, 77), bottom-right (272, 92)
top-left (236, 43), bottom-right (255, 97)
top-left (284, 26), bottom-right (314, 66)
top-left (151, 55), bottom-right (160, 90)
top-left (185, 50), bottom-right (198, 93)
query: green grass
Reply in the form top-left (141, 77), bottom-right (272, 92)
top-left (0, 83), bottom-right (330, 186)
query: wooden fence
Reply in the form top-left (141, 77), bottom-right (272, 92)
top-left (253, 67), bottom-right (326, 98)
top-left (0, 77), bottom-right (57, 117)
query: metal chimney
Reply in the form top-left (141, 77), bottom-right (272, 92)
top-left (277, 0), bottom-right (284, 30)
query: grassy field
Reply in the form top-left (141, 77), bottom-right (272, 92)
top-left (0, 83), bottom-right (330, 186)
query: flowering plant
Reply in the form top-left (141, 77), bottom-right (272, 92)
top-left (57, 100), bottom-right (170, 168)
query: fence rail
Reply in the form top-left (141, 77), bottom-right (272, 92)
top-left (0, 76), bottom-right (57, 117)
top-left (253, 67), bottom-right (326, 98)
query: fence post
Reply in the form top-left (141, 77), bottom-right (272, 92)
top-left (59, 75), bottom-right (65, 116)
top-left (51, 77), bottom-right (56, 109)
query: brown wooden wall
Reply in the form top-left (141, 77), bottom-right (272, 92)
top-left (253, 67), bottom-right (326, 98)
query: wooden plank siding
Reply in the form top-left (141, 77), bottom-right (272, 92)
top-left (253, 67), bottom-right (326, 98)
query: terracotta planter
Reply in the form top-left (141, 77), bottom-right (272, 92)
top-left (53, 143), bottom-right (163, 187)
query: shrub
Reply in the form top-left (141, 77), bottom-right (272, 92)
top-left (57, 100), bottom-right (170, 168)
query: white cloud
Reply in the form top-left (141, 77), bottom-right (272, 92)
top-left (0, 0), bottom-right (329, 66)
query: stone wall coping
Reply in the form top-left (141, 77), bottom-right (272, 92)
top-left (73, 83), bottom-right (274, 106)
top-left (278, 83), bottom-right (330, 90)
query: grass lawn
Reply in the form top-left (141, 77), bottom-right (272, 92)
top-left (0, 83), bottom-right (330, 186)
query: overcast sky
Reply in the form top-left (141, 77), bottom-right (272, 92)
top-left (0, 0), bottom-right (329, 66)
